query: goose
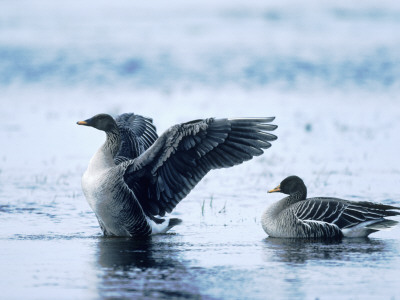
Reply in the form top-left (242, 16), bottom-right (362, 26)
top-left (77, 113), bottom-right (277, 237)
top-left (262, 175), bottom-right (400, 238)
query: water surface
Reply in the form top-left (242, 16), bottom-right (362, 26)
top-left (1, 0), bottom-right (400, 299)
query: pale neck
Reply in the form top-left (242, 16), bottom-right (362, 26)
top-left (104, 128), bottom-right (121, 158)
top-left (87, 128), bottom-right (120, 172)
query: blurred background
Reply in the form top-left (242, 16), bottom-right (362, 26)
top-left (1, 0), bottom-right (400, 90)
top-left (1, 0), bottom-right (399, 198)
top-left (1, 0), bottom-right (400, 299)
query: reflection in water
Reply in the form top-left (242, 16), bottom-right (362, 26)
top-left (263, 237), bottom-right (389, 264)
top-left (98, 237), bottom-right (164, 270)
top-left (261, 237), bottom-right (398, 299)
top-left (95, 236), bottom-right (201, 299)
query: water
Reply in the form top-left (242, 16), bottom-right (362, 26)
top-left (1, 0), bottom-right (400, 299)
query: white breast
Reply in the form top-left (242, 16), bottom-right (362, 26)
top-left (81, 146), bottom-right (129, 234)
top-left (82, 166), bottom-right (111, 212)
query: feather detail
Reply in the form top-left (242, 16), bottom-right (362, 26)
top-left (262, 176), bottom-right (400, 239)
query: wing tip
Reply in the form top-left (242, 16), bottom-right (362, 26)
top-left (228, 117), bottom-right (276, 123)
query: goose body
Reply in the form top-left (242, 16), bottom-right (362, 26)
top-left (262, 176), bottom-right (400, 238)
top-left (78, 113), bottom-right (277, 237)
top-left (82, 148), bottom-right (147, 236)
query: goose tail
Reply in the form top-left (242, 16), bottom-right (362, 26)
top-left (167, 218), bottom-right (183, 230)
top-left (342, 219), bottom-right (399, 237)
top-left (366, 219), bottom-right (399, 231)
top-left (149, 217), bottom-right (182, 234)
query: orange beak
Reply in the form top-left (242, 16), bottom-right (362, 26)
top-left (268, 184), bottom-right (281, 193)
top-left (77, 121), bottom-right (88, 125)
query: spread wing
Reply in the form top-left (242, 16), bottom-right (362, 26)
top-left (114, 113), bottom-right (158, 163)
top-left (123, 117), bottom-right (277, 217)
top-left (294, 198), bottom-right (400, 229)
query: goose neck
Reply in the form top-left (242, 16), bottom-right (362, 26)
top-left (287, 189), bottom-right (307, 205)
top-left (104, 128), bottom-right (121, 158)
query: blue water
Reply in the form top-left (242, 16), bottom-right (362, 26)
top-left (1, 0), bottom-right (400, 299)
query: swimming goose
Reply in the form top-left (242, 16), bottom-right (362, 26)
top-left (262, 175), bottom-right (400, 238)
top-left (77, 113), bottom-right (277, 237)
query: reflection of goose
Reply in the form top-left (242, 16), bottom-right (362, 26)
top-left (263, 237), bottom-right (387, 264)
top-left (77, 113), bottom-right (277, 237)
top-left (97, 237), bottom-right (170, 269)
top-left (96, 237), bottom-right (201, 298)
top-left (262, 176), bottom-right (400, 238)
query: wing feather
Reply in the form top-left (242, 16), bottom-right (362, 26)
top-left (300, 219), bottom-right (342, 238)
top-left (294, 198), bottom-right (400, 229)
top-left (114, 113), bottom-right (158, 162)
top-left (124, 117), bottom-right (277, 216)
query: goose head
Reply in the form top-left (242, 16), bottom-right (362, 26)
top-left (268, 175), bottom-right (307, 199)
top-left (77, 114), bottom-right (118, 132)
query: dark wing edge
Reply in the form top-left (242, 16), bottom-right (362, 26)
top-left (294, 198), bottom-right (400, 229)
top-left (124, 117), bottom-right (277, 217)
top-left (114, 113), bottom-right (158, 163)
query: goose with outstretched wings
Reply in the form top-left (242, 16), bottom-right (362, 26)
top-left (77, 113), bottom-right (277, 237)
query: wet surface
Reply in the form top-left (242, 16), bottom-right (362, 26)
top-left (2, 224), bottom-right (400, 299)
top-left (1, 0), bottom-right (400, 299)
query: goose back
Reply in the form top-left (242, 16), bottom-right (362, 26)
top-left (114, 113), bottom-right (158, 163)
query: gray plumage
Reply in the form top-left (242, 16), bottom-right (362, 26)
top-left (78, 113), bottom-right (277, 237)
top-left (114, 113), bottom-right (158, 164)
top-left (262, 175), bottom-right (400, 238)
